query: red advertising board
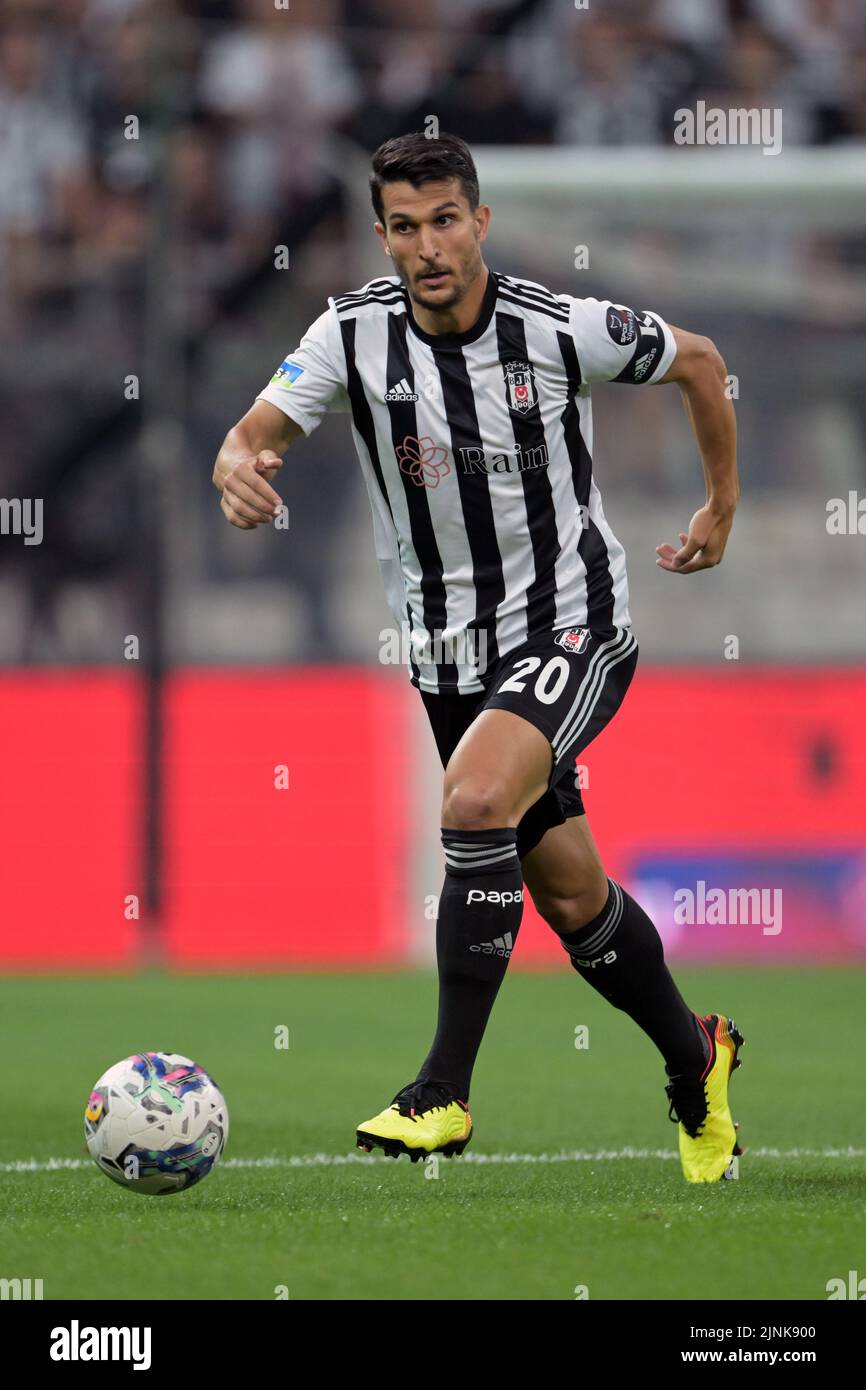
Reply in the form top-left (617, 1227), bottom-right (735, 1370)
top-left (1, 668), bottom-right (863, 968)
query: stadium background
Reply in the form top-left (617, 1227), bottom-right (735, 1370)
top-left (1, 0), bottom-right (865, 974)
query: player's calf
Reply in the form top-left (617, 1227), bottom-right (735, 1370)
top-left (413, 826), bottom-right (525, 1097)
top-left (555, 877), bottom-right (708, 1076)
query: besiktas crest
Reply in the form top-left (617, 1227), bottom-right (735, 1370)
top-left (502, 359), bottom-right (537, 413)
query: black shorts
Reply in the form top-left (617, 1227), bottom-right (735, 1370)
top-left (419, 624), bottom-right (638, 861)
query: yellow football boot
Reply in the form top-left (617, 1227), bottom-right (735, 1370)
top-left (665, 1014), bottom-right (745, 1183)
top-left (356, 1079), bottom-right (472, 1163)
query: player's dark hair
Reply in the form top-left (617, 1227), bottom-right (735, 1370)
top-left (369, 132), bottom-right (480, 223)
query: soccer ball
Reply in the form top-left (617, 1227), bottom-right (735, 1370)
top-left (84, 1052), bottom-right (229, 1195)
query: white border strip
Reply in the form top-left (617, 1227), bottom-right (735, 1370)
top-left (2, 1147), bottom-right (864, 1174)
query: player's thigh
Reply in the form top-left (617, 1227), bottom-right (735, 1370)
top-left (441, 707), bottom-right (554, 828)
top-left (521, 814), bottom-right (609, 927)
top-left (485, 626), bottom-right (637, 788)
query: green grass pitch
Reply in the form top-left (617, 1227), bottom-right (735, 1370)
top-left (2, 968), bottom-right (864, 1301)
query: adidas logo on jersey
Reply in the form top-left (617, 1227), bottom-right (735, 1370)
top-left (470, 932), bottom-right (514, 957)
top-left (385, 378), bottom-right (419, 402)
top-left (632, 348), bottom-right (658, 382)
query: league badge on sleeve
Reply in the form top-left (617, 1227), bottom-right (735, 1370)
top-left (270, 360), bottom-right (305, 389)
top-left (502, 360), bottom-right (537, 413)
top-left (554, 627), bottom-right (591, 655)
top-left (605, 306), bottom-right (637, 345)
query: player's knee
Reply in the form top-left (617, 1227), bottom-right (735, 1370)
top-left (441, 780), bottom-right (513, 830)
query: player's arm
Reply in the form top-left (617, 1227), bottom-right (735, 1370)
top-left (212, 400), bottom-right (303, 530)
top-left (214, 304), bottom-right (347, 529)
top-left (654, 325), bottom-right (739, 574)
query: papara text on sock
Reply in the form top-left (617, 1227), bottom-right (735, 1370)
top-left (466, 889), bottom-right (523, 905)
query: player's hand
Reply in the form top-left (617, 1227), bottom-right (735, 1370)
top-left (218, 450), bottom-right (284, 530)
top-left (655, 502), bottom-right (734, 574)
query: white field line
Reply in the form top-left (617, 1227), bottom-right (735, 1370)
top-left (1, 1147), bottom-right (865, 1174)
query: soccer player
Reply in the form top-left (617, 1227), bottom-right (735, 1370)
top-left (212, 132), bottom-right (743, 1183)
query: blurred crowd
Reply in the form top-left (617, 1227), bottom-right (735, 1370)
top-left (1, 0), bottom-right (865, 327)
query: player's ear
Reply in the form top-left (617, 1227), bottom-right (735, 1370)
top-left (374, 221), bottom-right (391, 257)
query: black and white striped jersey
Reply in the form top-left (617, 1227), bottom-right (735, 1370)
top-left (256, 269), bottom-right (677, 695)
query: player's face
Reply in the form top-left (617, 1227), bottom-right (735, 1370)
top-left (376, 179), bottom-right (489, 313)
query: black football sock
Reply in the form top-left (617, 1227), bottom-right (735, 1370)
top-left (557, 878), bottom-right (708, 1075)
top-left (415, 827), bottom-right (524, 1100)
